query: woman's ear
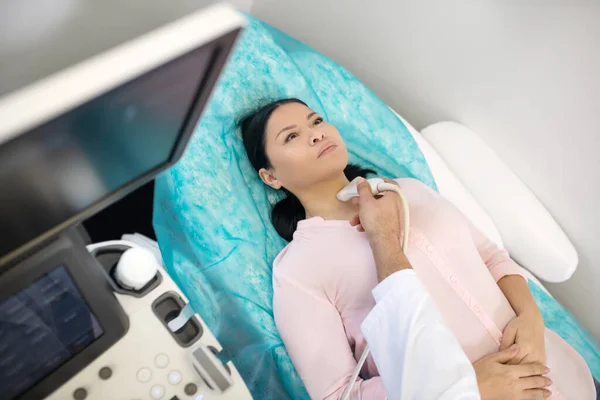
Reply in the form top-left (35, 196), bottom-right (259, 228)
top-left (259, 168), bottom-right (282, 190)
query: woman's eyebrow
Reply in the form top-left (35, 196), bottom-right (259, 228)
top-left (306, 112), bottom-right (317, 120)
top-left (276, 125), bottom-right (297, 139)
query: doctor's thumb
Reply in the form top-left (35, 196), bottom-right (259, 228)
top-left (487, 345), bottom-right (520, 364)
top-left (356, 179), bottom-right (375, 202)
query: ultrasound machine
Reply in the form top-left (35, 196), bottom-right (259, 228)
top-left (0, 5), bottom-right (252, 400)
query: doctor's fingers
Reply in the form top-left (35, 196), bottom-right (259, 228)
top-left (381, 178), bottom-right (400, 187)
top-left (521, 388), bottom-right (552, 399)
top-left (519, 375), bottom-right (552, 390)
top-left (356, 180), bottom-right (376, 203)
top-left (349, 215), bottom-right (365, 232)
top-left (512, 363), bottom-right (550, 378)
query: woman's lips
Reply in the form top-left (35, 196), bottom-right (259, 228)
top-left (318, 143), bottom-right (338, 158)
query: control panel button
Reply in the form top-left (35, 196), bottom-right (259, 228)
top-left (73, 387), bottom-right (88, 400)
top-left (167, 370), bottom-right (182, 385)
top-left (99, 366), bottom-right (113, 380)
top-left (184, 383), bottom-right (197, 396)
top-left (193, 395), bottom-right (205, 400)
top-left (154, 353), bottom-right (170, 368)
top-left (136, 367), bottom-right (152, 383)
top-left (150, 384), bottom-right (165, 400)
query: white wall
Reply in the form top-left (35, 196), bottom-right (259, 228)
top-left (0, 0), bottom-right (252, 95)
top-left (251, 0), bottom-right (600, 338)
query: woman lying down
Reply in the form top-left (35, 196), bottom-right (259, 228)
top-left (240, 98), bottom-right (597, 399)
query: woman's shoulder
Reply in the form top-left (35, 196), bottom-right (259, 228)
top-left (394, 177), bottom-right (436, 191)
top-left (274, 238), bottom-right (328, 273)
top-left (393, 177), bottom-right (440, 201)
top-left (272, 236), bottom-right (337, 287)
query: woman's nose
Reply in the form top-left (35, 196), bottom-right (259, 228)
top-left (310, 132), bottom-right (325, 144)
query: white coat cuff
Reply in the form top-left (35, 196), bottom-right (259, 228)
top-left (371, 269), bottom-right (419, 304)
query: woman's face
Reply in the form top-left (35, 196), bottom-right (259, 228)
top-left (259, 102), bottom-right (348, 191)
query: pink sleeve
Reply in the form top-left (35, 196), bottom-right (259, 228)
top-left (468, 222), bottom-right (528, 283)
top-left (273, 275), bottom-right (387, 400)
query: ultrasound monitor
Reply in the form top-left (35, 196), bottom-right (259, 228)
top-left (0, 5), bottom-right (245, 399)
top-left (0, 4), bottom-right (244, 266)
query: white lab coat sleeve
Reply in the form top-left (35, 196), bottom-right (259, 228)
top-left (361, 269), bottom-right (481, 400)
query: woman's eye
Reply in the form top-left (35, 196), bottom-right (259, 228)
top-left (314, 117), bottom-right (324, 126)
top-left (285, 132), bottom-right (298, 142)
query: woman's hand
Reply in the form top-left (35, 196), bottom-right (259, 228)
top-left (500, 312), bottom-right (546, 365)
top-left (474, 345), bottom-right (552, 400)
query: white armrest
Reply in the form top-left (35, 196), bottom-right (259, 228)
top-left (421, 122), bottom-right (578, 283)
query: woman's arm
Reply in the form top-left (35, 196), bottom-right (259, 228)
top-left (468, 224), bottom-right (546, 364)
top-left (496, 275), bottom-right (545, 364)
top-left (467, 223), bottom-right (529, 284)
top-left (468, 224), bottom-right (541, 318)
top-left (273, 273), bottom-right (387, 400)
top-left (497, 275), bottom-right (542, 319)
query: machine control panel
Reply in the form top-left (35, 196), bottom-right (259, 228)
top-left (43, 240), bottom-right (252, 400)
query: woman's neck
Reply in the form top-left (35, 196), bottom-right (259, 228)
top-left (296, 174), bottom-right (358, 221)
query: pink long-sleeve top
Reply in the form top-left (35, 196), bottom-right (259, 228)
top-left (273, 178), bottom-right (595, 400)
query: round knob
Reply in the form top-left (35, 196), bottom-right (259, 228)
top-left (98, 366), bottom-right (112, 380)
top-left (114, 247), bottom-right (159, 290)
top-left (184, 383), bottom-right (198, 396)
top-left (73, 388), bottom-right (88, 400)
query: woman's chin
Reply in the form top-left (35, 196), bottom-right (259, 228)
top-left (320, 148), bottom-right (348, 167)
top-left (318, 156), bottom-right (349, 178)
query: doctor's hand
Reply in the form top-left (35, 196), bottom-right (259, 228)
top-left (473, 345), bottom-right (552, 400)
top-left (349, 178), bottom-right (411, 281)
top-left (349, 178), bottom-right (404, 242)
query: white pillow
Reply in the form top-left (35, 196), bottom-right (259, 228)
top-left (420, 122), bottom-right (578, 283)
top-left (391, 111), bottom-right (504, 248)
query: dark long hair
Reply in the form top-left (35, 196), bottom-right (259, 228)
top-left (240, 98), bottom-right (374, 241)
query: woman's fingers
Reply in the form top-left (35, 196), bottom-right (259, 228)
top-left (513, 363), bottom-right (550, 378)
top-left (516, 353), bottom-right (531, 366)
top-left (507, 347), bottom-right (528, 365)
top-left (521, 388), bottom-right (552, 399)
top-left (519, 375), bottom-right (553, 390)
top-left (500, 323), bottom-right (518, 351)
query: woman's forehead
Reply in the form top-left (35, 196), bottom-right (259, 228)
top-left (266, 103), bottom-right (313, 133)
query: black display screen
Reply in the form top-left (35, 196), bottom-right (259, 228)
top-left (0, 266), bottom-right (103, 400)
top-left (0, 44), bottom-right (215, 259)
